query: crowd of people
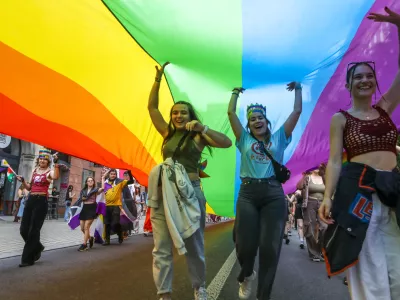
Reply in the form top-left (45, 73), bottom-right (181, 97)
top-left (10, 6), bottom-right (400, 300)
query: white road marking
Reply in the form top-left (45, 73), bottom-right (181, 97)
top-left (206, 248), bottom-right (237, 300)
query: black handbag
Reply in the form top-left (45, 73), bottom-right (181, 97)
top-left (258, 141), bottom-right (291, 184)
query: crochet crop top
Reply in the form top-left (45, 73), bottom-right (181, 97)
top-left (340, 105), bottom-right (398, 161)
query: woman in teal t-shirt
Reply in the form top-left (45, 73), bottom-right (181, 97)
top-left (228, 82), bottom-right (303, 300)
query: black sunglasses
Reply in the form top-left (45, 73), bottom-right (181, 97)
top-left (346, 61), bottom-right (375, 74)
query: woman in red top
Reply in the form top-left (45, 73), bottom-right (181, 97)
top-left (319, 7), bottom-right (400, 300)
top-left (16, 148), bottom-right (59, 267)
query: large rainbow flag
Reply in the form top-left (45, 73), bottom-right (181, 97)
top-left (1, 1), bottom-right (400, 217)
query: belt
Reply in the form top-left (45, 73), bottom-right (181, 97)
top-left (308, 197), bottom-right (323, 202)
top-left (241, 177), bottom-right (275, 184)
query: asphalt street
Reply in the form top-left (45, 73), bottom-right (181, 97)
top-left (0, 221), bottom-right (349, 300)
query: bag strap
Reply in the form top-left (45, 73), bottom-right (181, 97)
top-left (257, 141), bottom-right (279, 165)
top-left (172, 131), bottom-right (190, 161)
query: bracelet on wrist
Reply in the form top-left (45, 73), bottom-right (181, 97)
top-left (201, 125), bottom-right (209, 135)
top-left (295, 83), bottom-right (302, 90)
top-left (155, 77), bottom-right (161, 83)
top-left (232, 92), bottom-right (239, 96)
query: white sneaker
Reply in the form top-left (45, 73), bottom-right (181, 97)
top-left (194, 287), bottom-right (207, 300)
top-left (239, 271), bottom-right (256, 299)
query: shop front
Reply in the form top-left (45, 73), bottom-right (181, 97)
top-left (0, 134), bottom-right (20, 215)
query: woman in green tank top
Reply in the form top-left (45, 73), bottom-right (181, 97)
top-left (148, 62), bottom-right (232, 300)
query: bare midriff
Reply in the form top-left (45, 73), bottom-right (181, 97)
top-left (350, 151), bottom-right (397, 171)
top-left (309, 192), bottom-right (324, 200)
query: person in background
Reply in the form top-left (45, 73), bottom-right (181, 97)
top-left (103, 169), bottom-right (134, 245)
top-left (297, 164), bottom-right (326, 262)
top-left (50, 187), bottom-right (59, 219)
top-left (122, 171), bottom-right (137, 238)
top-left (134, 187), bottom-right (143, 218)
top-left (77, 176), bottom-right (104, 251)
top-left (283, 194), bottom-right (293, 245)
top-left (64, 185), bottom-right (75, 222)
top-left (292, 190), bottom-right (305, 249)
top-left (16, 149), bottom-right (59, 267)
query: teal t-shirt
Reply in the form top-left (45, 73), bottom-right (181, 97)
top-left (236, 126), bottom-right (292, 179)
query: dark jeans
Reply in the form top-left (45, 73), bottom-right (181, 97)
top-left (20, 195), bottom-right (48, 264)
top-left (234, 178), bottom-right (287, 300)
top-left (104, 206), bottom-right (121, 240)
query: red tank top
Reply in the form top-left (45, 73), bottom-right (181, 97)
top-left (340, 105), bottom-right (398, 161)
top-left (30, 169), bottom-right (51, 194)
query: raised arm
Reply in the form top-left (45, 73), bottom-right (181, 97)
top-left (98, 174), bottom-right (106, 194)
top-left (319, 113), bottom-right (346, 224)
top-left (200, 128), bottom-right (232, 148)
top-left (185, 121), bottom-right (232, 148)
top-left (369, 8), bottom-right (400, 115)
top-left (148, 62), bottom-right (170, 138)
top-left (48, 154), bottom-right (59, 180)
top-left (283, 82), bottom-right (303, 138)
top-left (227, 87), bottom-right (245, 140)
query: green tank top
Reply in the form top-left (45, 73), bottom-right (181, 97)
top-left (162, 131), bottom-right (202, 174)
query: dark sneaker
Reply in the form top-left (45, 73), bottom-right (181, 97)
top-left (78, 244), bottom-right (88, 252)
top-left (118, 235), bottom-right (124, 244)
top-left (89, 237), bottom-right (94, 249)
top-left (299, 243), bottom-right (305, 249)
top-left (34, 245), bottom-right (45, 262)
top-left (285, 238), bottom-right (290, 245)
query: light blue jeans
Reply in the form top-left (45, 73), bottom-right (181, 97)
top-left (151, 181), bottom-right (206, 294)
top-left (64, 205), bottom-right (71, 221)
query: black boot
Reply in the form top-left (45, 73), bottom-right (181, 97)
top-left (103, 225), bottom-right (111, 246)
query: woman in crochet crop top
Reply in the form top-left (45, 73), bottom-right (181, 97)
top-left (16, 148), bottom-right (60, 267)
top-left (147, 62), bottom-right (232, 299)
top-left (319, 7), bottom-right (400, 300)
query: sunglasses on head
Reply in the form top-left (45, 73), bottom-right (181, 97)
top-left (346, 61), bottom-right (376, 74)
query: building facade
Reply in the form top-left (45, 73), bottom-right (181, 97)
top-left (0, 134), bottom-right (103, 216)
